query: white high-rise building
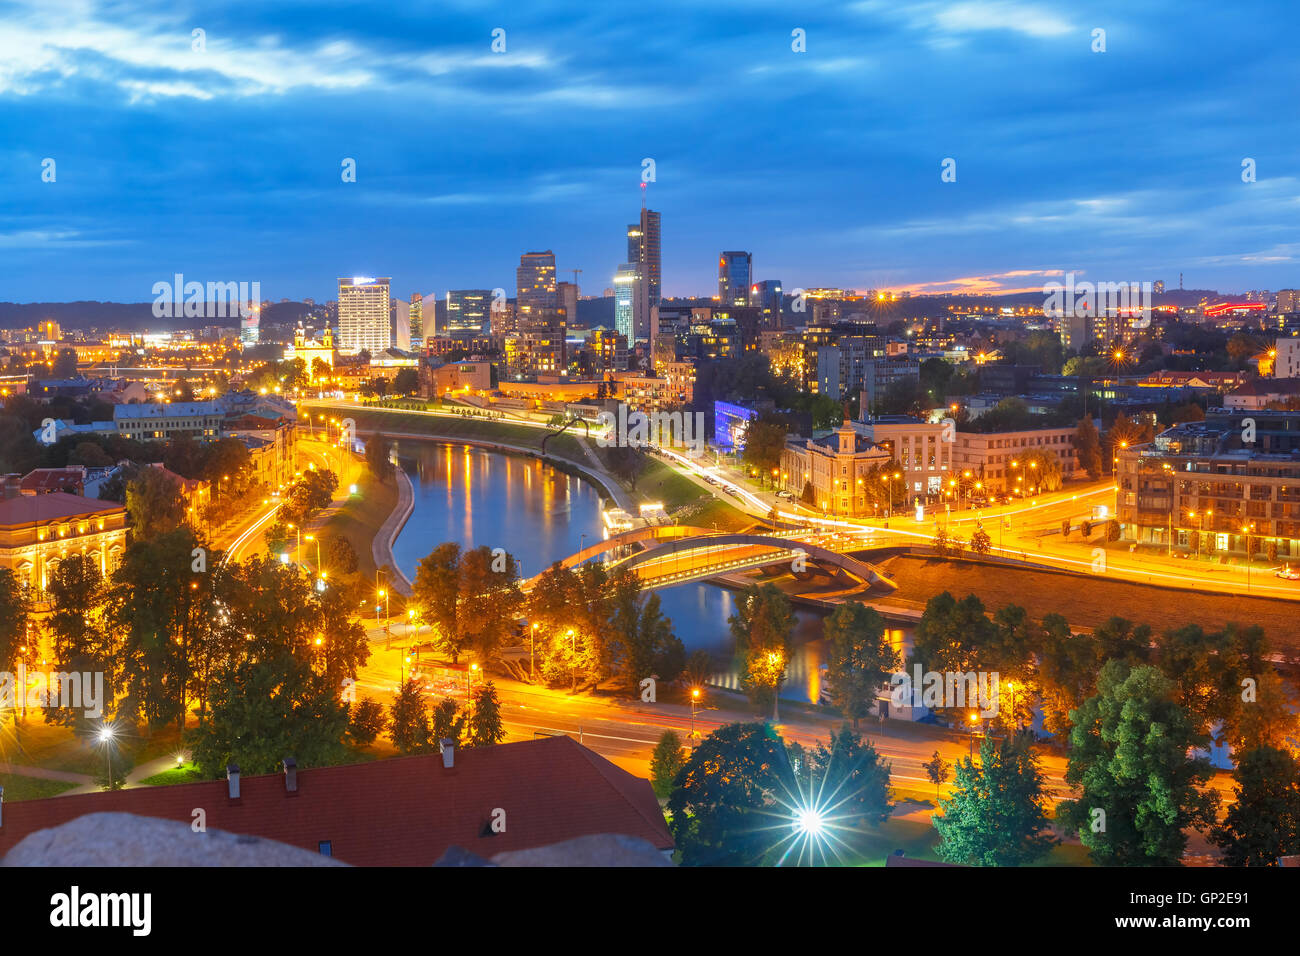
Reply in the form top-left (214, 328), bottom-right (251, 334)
top-left (337, 277), bottom-right (391, 355)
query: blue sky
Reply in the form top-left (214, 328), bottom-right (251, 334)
top-left (2, 0), bottom-right (1298, 304)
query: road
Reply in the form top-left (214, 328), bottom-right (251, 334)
top-left (352, 626), bottom-right (1235, 808)
top-left (652, 445), bottom-right (1300, 601)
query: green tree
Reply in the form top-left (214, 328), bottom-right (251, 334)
top-left (667, 722), bottom-right (787, 866)
top-left (125, 466), bottom-right (187, 538)
top-left (1073, 417), bottom-right (1103, 480)
top-left (189, 653), bottom-right (350, 777)
top-left (0, 567), bottom-right (31, 673)
top-left (934, 733), bottom-right (1057, 866)
top-left (970, 526), bottom-right (992, 554)
top-left (347, 698), bottom-right (387, 746)
top-left (740, 416), bottom-right (788, 483)
top-left (650, 729), bottom-right (687, 800)
top-left (728, 584), bottom-right (794, 720)
top-left (1058, 661), bottom-right (1218, 866)
top-left (431, 697), bottom-right (466, 747)
top-left (467, 680), bottom-right (506, 746)
top-left (388, 679), bottom-right (432, 753)
top-left (822, 602), bottom-right (898, 730)
top-left (923, 750), bottom-right (949, 798)
top-left (1211, 745), bottom-right (1300, 867)
top-left (807, 725), bottom-right (892, 826)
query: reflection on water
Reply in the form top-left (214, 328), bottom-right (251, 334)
top-left (391, 442), bottom-right (907, 704)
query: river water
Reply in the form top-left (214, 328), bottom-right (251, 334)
top-left (389, 441), bottom-right (839, 703)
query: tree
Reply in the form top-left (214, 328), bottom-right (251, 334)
top-left (348, 698), bottom-right (387, 745)
top-left (923, 750), bottom-right (950, 798)
top-left (728, 584), bottom-right (794, 719)
top-left (125, 466), bottom-right (186, 538)
top-left (366, 434), bottom-right (394, 480)
top-left (392, 367), bottom-right (419, 395)
top-left (667, 722), bottom-right (787, 866)
top-left (467, 680), bottom-right (506, 746)
top-left (970, 526), bottom-right (992, 554)
top-left (821, 602), bottom-right (898, 729)
top-left (740, 416), bottom-right (787, 483)
top-left (806, 725), bottom-right (892, 826)
top-left (1212, 746), bottom-right (1300, 867)
top-left (323, 534), bottom-right (358, 575)
top-left (413, 543), bottom-right (464, 660)
top-left (650, 730), bottom-right (687, 800)
top-left (431, 697), bottom-right (466, 747)
top-left (935, 733), bottom-right (1057, 866)
top-left (284, 468), bottom-right (338, 523)
top-left (388, 679), bottom-right (433, 754)
top-left (1058, 661), bottom-right (1218, 866)
top-left (188, 653), bottom-right (350, 777)
top-left (0, 567), bottom-right (31, 673)
top-left (1074, 417), bottom-right (1103, 480)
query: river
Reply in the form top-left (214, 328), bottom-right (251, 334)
top-left (389, 440), bottom-right (840, 703)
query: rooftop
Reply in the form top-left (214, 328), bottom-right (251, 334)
top-left (0, 491), bottom-right (123, 526)
top-left (0, 736), bottom-right (672, 865)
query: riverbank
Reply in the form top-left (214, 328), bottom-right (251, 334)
top-left (874, 553), bottom-right (1300, 653)
top-left (303, 402), bottom-right (751, 530)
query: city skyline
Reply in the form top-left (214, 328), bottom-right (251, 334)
top-left (4, 0), bottom-right (1300, 304)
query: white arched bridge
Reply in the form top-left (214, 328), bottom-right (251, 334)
top-left (522, 525), bottom-right (897, 593)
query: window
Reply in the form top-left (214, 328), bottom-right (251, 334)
top-left (318, 841), bottom-right (332, 857)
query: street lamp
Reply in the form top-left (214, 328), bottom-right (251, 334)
top-left (690, 687), bottom-right (701, 743)
top-left (968, 711), bottom-right (979, 758)
top-left (567, 628), bottom-right (577, 692)
top-left (98, 722), bottom-right (116, 790)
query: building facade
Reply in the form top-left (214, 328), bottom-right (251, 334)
top-left (0, 492), bottom-right (127, 597)
top-left (337, 277), bottom-right (392, 355)
top-left (951, 426), bottom-right (1079, 492)
top-left (717, 251), bottom-right (752, 306)
top-left (1117, 410), bottom-right (1300, 558)
top-left (780, 420), bottom-right (891, 516)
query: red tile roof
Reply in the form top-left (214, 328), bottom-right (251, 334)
top-left (0, 491), bottom-right (122, 527)
top-left (20, 468), bottom-right (86, 494)
top-left (0, 736), bottom-right (672, 865)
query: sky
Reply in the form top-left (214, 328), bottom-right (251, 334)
top-left (2, 0), bottom-right (1299, 304)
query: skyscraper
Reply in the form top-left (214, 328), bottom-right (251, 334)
top-left (409, 293), bottom-right (424, 348)
top-left (446, 290), bottom-right (493, 334)
top-left (627, 208), bottom-right (661, 307)
top-left (516, 251), bottom-right (557, 327)
top-left (556, 280), bottom-right (579, 330)
top-left (337, 277), bottom-right (391, 354)
top-left (753, 279), bottom-right (783, 327)
top-left (391, 298), bottom-right (411, 351)
top-left (614, 264), bottom-right (639, 342)
top-left (718, 252), bottom-right (752, 306)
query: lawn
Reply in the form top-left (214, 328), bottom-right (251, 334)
top-left (139, 762), bottom-right (203, 787)
top-left (0, 773), bottom-right (78, 801)
top-left (321, 469), bottom-right (399, 580)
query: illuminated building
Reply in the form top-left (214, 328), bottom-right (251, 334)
top-left (780, 419), bottom-right (892, 516)
top-left (446, 290), bottom-right (493, 335)
top-left (627, 207), bottom-right (661, 307)
top-left (613, 264), bottom-right (640, 342)
top-left (516, 251), bottom-right (557, 325)
top-left (283, 325), bottom-right (335, 384)
top-left (0, 491), bottom-right (127, 596)
top-left (337, 277), bottom-right (392, 354)
top-left (718, 251), bottom-right (752, 306)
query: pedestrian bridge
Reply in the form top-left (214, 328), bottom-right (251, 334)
top-left (522, 525), bottom-right (897, 593)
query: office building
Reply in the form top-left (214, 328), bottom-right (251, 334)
top-left (718, 251), bottom-right (752, 306)
top-left (446, 290), bottom-right (493, 335)
top-left (409, 293), bottom-right (425, 348)
top-left (753, 279), bottom-right (783, 327)
top-left (779, 419), bottom-right (892, 516)
top-left (614, 264), bottom-right (640, 343)
top-left (627, 208), bottom-right (661, 307)
top-left (557, 281), bottom-right (579, 330)
top-left (337, 277), bottom-right (392, 355)
top-left (516, 251), bottom-right (557, 326)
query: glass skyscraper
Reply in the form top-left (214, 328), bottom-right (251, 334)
top-left (718, 251), bottom-right (752, 306)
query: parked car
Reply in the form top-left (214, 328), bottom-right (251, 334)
top-left (776, 490), bottom-right (794, 500)
top-left (1275, 565), bottom-right (1300, 580)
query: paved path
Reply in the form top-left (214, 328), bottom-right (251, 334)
top-left (0, 762), bottom-right (92, 785)
top-left (58, 752), bottom-right (192, 797)
top-left (372, 465), bottom-right (415, 596)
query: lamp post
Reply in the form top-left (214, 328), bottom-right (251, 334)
top-left (530, 622), bottom-right (538, 681)
top-left (690, 687), bottom-right (701, 743)
top-left (98, 723), bottom-right (116, 790)
top-left (968, 711), bottom-right (979, 758)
